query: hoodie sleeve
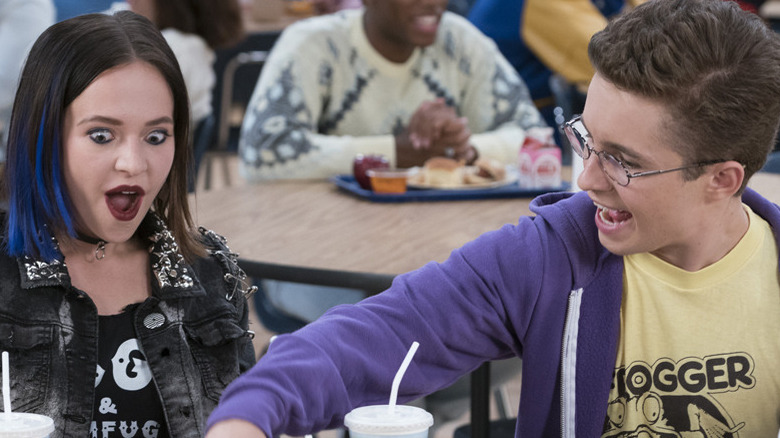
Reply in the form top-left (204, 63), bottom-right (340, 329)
top-left (206, 214), bottom-right (556, 436)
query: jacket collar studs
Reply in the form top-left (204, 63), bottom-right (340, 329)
top-left (19, 212), bottom-right (196, 292)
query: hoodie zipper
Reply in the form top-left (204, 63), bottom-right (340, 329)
top-left (560, 288), bottom-right (583, 438)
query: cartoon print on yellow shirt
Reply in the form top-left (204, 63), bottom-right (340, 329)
top-left (602, 353), bottom-right (753, 437)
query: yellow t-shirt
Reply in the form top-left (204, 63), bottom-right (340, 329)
top-left (605, 206), bottom-right (780, 436)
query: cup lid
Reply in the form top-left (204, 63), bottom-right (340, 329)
top-left (0, 413), bottom-right (55, 437)
top-left (344, 405), bottom-right (433, 435)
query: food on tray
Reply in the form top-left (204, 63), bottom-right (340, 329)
top-left (408, 157), bottom-right (508, 188)
top-left (366, 168), bottom-right (411, 194)
top-left (466, 158), bottom-right (507, 184)
top-left (417, 157), bottom-right (465, 187)
top-left (353, 154), bottom-right (390, 190)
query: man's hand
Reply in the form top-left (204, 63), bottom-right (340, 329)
top-left (436, 117), bottom-right (474, 160)
top-left (205, 420), bottom-right (266, 438)
top-left (396, 99), bottom-right (475, 168)
top-left (405, 99), bottom-right (456, 149)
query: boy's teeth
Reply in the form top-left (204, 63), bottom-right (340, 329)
top-left (599, 208), bottom-right (614, 224)
top-left (598, 205), bottom-right (633, 224)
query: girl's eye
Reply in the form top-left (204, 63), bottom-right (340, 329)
top-left (88, 129), bottom-right (114, 144)
top-left (146, 129), bottom-right (170, 145)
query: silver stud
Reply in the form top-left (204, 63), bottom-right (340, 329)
top-left (143, 313), bottom-right (165, 329)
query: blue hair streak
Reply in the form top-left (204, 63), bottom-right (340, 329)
top-left (7, 109), bottom-right (75, 261)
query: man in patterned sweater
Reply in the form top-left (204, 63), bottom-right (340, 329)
top-left (238, 0), bottom-right (546, 181)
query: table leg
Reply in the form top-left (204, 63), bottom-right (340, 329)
top-left (471, 362), bottom-right (491, 438)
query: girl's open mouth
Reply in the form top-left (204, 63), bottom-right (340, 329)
top-left (105, 186), bottom-right (145, 221)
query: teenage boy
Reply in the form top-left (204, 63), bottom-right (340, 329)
top-left (207, 0), bottom-right (780, 435)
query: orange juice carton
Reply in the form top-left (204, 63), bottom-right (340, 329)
top-left (518, 132), bottom-right (561, 188)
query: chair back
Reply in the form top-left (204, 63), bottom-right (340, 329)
top-left (189, 114), bottom-right (216, 192)
top-left (215, 50), bottom-right (269, 152)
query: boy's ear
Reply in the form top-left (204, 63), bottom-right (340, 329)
top-left (707, 161), bottom-right (745, 198)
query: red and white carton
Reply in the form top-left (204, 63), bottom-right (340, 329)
top-left (518, 130), bottom-right (561, 188)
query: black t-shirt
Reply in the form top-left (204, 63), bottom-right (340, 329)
top-left (92, 306), bottom-right (169, 437)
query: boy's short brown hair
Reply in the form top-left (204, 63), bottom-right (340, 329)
top-left (589, 0), bottom-right (780, 190)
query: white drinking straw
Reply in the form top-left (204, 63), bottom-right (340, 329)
top-left (2, 351), bottom-right (10, 415)
top-left (388, 341), bottom-right (419, 414)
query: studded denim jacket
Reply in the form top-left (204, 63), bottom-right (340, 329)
top-left (0, 212), bottom-right (256, 437)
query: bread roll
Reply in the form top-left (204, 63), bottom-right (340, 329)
top-left (422, 157), bottom-right (464, 187)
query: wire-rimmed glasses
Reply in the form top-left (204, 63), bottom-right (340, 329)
top-left (563, 115), bottom-right (726, 186)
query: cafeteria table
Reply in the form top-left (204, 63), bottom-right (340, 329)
top-left (191, 180), bottom-right (552, 289)
top-left (190, 171), bottom-right (780, 289)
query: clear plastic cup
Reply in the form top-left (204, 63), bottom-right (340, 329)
top-left (0, 413), bottom-right (54, 437)
top-left (344, 405), bottom-right (433, 438)
top-left (366, 169), bottom-right (413, 194)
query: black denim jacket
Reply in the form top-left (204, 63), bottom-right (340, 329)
top-left (0, 213), bottom-right (256, 437)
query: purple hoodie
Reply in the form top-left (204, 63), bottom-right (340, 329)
top-left (208, 189), bottom-right (780, 437)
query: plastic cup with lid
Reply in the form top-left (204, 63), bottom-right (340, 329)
top-left (0, 413), bottom-right (54, 438)
top-left (344, 342), bottom-right (433, 438)
top-left (344, 404), bottom-right (433, 438)
top-left (0, 352), bottom-right (53, 437)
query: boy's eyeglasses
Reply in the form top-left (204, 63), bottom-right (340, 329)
top-left (563, 115), bottom-right (725, 187)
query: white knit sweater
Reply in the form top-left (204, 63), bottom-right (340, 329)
top-left (162, 28), bottom-right (215, 126)
top-left (239, 9), bottom-right (546, 181)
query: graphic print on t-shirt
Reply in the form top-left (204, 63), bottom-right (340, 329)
top-left (110, 338), bottom-right (153, 391)
top-left (602, 353), bottom-right (752, 437)
top-left (92, 311), bottom-right (168, 438)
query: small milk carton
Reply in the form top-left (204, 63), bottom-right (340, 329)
top-left (518, 131), bottom-right (562, 188)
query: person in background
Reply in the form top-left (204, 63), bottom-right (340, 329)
top-left (469, 0), bottom-right (643, 150)
top-left (471, 0), bottom-right (765, 149)
top-left (1, 11), bottom-right (255, 436)
top-left (123, 0), bottom-right (244, 130)
top-left (0, 0), bottom-right (55, 163)
top-left (206, 0), bottom-right (780, 436)
top-left (312, 0), bottom-right (474, 16)
top-left (237, 0), bottom-right (546, 181)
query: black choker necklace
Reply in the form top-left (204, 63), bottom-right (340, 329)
top-left (76, 233), bottom-right (107, 261)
